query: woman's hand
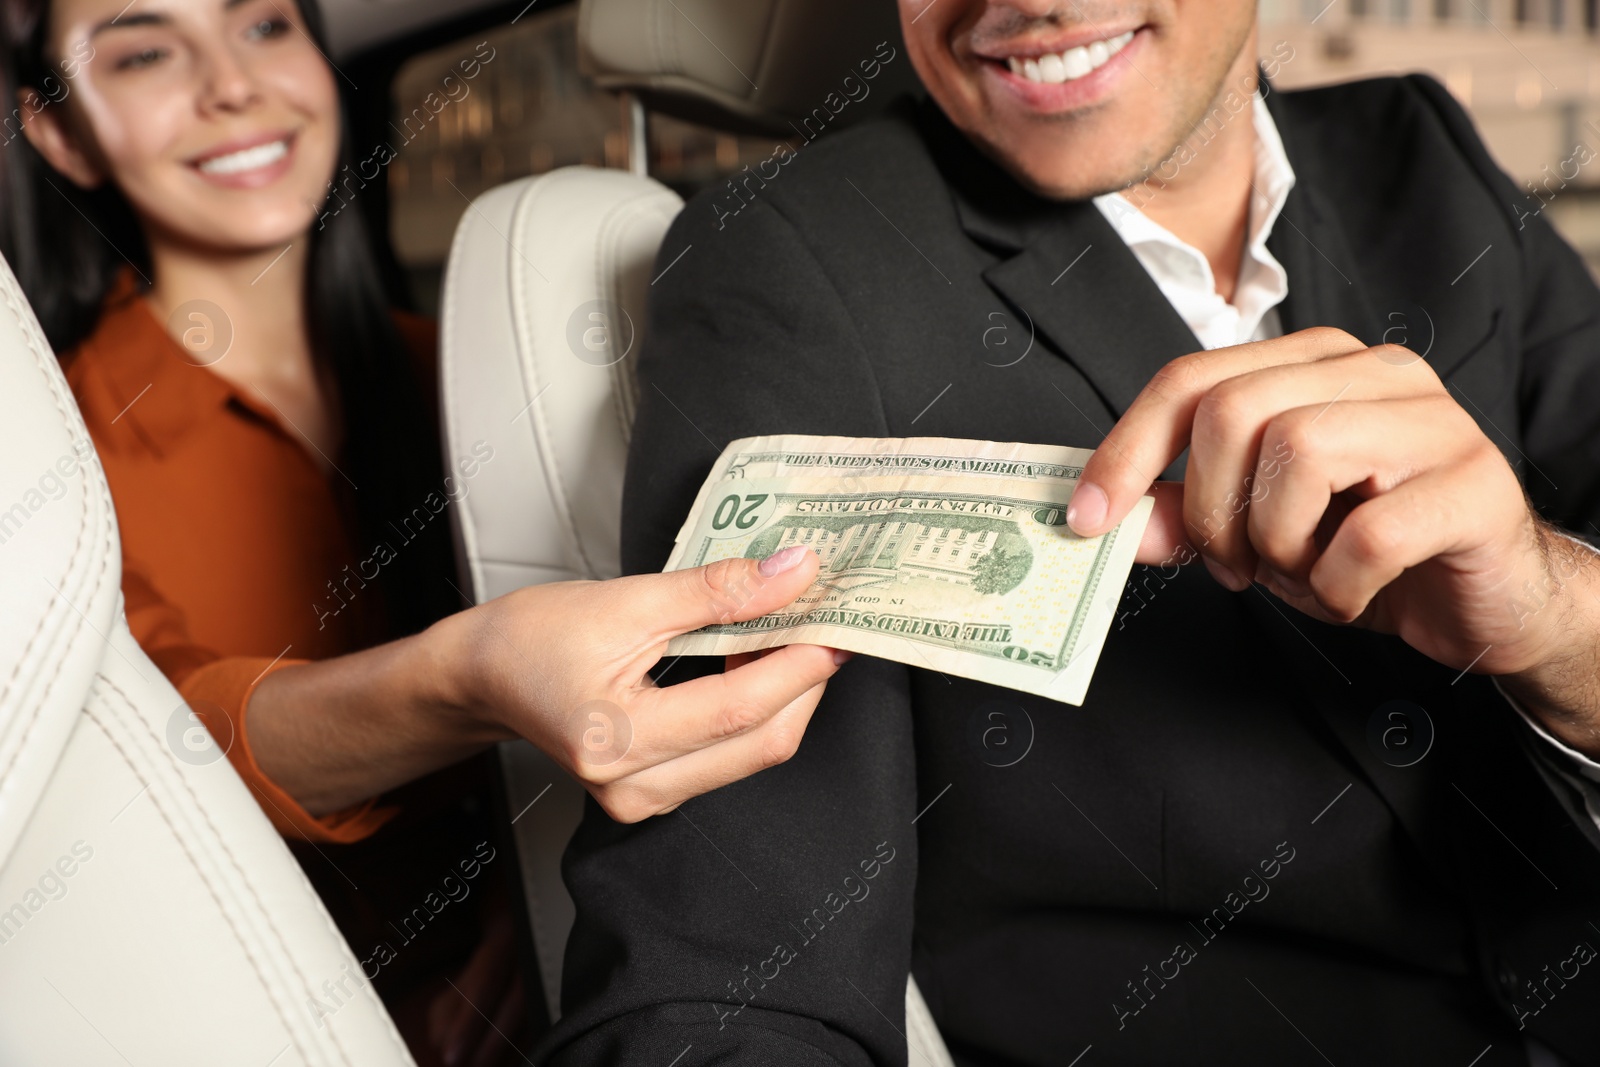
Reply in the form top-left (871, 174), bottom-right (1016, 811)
top-left (249, 547), bottom-right (845, 822)
top-left (447, 546), bottom-right (846, 822)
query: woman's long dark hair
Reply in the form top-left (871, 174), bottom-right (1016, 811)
top-left (0, 0), bottom-right (458, 639)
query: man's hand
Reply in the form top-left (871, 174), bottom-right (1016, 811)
top-left (1065, 327), bottom-right (1600, 755)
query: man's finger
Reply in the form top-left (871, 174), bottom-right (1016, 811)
top-left (1133, 483), bottom-right (1192, 565)
top-left (616, 547), bottom-right (821, 640)
top-left (1183, 350), bottom-right (1444, 582)
top-left (1310, 466), bottom-right (1471, 623)
top-left (1068, 327), bottom-right (1367, 539)
top-left (1245, 395), bottom-right (1468, 581)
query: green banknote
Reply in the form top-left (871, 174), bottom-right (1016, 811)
top-left (664, 435), bottom-right (1152, 705)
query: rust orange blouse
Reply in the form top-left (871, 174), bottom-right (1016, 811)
top-left (63, 272), bottom-right (433, 844)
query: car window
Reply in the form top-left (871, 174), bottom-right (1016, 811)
top-left (388, 5), bottom-right (785, 315)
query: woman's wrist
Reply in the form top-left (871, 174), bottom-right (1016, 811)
top-left (415, 607), bottom-right (520, 748)
top-left (248, 610), bottom-right (518, 816)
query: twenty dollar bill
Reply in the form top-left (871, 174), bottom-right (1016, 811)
top-left (663, 436), bottom-right (1151, 705)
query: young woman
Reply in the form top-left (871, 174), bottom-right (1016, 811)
top-left (1, 0), bottom-right (844, 1060)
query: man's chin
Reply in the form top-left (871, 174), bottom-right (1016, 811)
top-left (943, 113), bottom-right (1141, 201)
top-left (984, 146), bottom-right (1149, 203)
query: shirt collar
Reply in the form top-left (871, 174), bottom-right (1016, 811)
top-left (1092, 95), bottom-right (1297, 346)
top-left (77, 270), bottom-right (271, 459)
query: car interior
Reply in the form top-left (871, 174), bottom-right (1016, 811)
top-left (15, 0), bottom-right (1600, 1062)
top-left (0, 0), bottom-right (953, 1062)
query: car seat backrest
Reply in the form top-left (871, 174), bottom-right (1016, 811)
top-left (440, 166), bottom-right (682, 1024)
top-left (0, 256), bottom-right (416, 1064)
top-left (0, 259), bottom-right (121, 873)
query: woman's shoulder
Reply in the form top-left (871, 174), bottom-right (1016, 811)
top-left (59, 275), bottom-right (185, 446)
top-left (58, 266), bottom-right (144, 353)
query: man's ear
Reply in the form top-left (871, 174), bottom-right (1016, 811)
top-left (16, 88), bottom-right (105, 189)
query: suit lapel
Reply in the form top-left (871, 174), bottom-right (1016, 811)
top-left (978, 207), bottom-right (1203, 418)
top-left (957, 132), bottom-right (1444, 867)
top-left (1263, 88), bottom-right (1384, 345)
top-left (944, 89), bottom-right (1456, 882)
top-left (935, 89), bottom-right (1385, 425)
top-left (923, 100), bottom-right (1202, 421)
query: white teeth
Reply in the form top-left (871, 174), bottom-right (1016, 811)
top-left (1008, 29), bottom-right (1134, 85)
top-left (198, 138), bottom-right (289, 176)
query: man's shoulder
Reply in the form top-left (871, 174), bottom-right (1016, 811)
top-left (678, 95), bottom-right (951, 240)
top-left (1276, 71), bottom-right (1437, 114)
top-left (1273, 73), bottom-right (1515, 222)
top-left (781, 94), bottom-right (935, 176)
top-left (1274, 72), bottom-right (1485, 170)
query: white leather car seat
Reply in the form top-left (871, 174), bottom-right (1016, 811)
top-left (437, 3), bottom-right (951, 1063)
top-left (0, 259), bottom-right (414, 1066)
top-left (440, 165), bottom-right (681, 1023)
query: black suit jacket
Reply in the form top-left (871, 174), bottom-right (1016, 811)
top-left (537, 77), bottom-right (1600, 1067)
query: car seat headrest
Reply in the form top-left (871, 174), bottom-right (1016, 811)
top-left (578, 0), bottom-right (921, 136)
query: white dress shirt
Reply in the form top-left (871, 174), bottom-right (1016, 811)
top-left (1093, 95), bottom-right (1294, 350)
top-left (1089, 94), bottom-right (1600, 835)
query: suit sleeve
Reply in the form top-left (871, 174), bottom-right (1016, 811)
top-left (1406, 73), bottom-right (1600, 530)
top-left (1408, 74), bottom-right (1600, 836)
top-left (536, 197), bottom-right (921, 1066)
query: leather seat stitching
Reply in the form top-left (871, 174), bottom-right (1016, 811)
top-left (0, 268), bottom-right (114, 820)
top-left (96, 672), bottom-right (412, 1065)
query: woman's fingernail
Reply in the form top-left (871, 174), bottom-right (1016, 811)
top-left (1066, 482), bottom-right (1108, 536)
top-left (758, 545), bottom-right (809, 576)
top-left (1203, 556), bottom-right (1250, 592)
top-left (832, 649), bottom-right (854, 666)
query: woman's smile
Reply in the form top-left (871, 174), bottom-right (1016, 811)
top-left (187, 127), bottom-right (298, 188)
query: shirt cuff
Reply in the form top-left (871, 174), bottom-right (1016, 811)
top-left (183, 657), bottom-right (398, 844)
top-left (1495, 677), bottom-right (1600, 834)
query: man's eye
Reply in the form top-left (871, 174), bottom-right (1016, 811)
top-left (117, 47), bottom-right (167, 70)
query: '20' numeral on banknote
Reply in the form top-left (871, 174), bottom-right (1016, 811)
top-left (711, 493), bottom-right (770, 532)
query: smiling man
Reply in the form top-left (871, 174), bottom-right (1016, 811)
top-left (540, 2), bottom-right (1600, 1065)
